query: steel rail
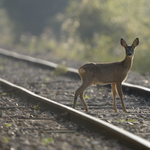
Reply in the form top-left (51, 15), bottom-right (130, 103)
top-left (0, 48), bottom-right (79, 79)
top-left (0, 48), bottom-right (150, 98)
top-left (0, 78), bottom-right (149, 150)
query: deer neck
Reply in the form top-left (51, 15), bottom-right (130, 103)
top-left (122, 55), bottom-right (133, 72)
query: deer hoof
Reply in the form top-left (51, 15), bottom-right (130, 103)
top-left (124, 109), bottom-right (127, 113)
top-left (113, 108), bottom-right (117, 113)
top-left (85, 107), bottom-right (89, 112)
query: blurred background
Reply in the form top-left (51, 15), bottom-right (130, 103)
top-left (0, 0), bottom-right (150, 73)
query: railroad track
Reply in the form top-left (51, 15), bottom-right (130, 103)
top-left (0, 48), bottom-right (150, 149)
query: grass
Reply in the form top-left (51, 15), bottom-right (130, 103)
top-left (51, 65), bottom-right (67, 76)
top-left (85, 94), bottom-right (90, 99)
top-left (99, 88), bottom-right (103, 92)
top-left (118, 118), bottom-right (137, 123)
top-left (0, 92), bottom-right (7, 96)
top-left (3, 136), bottom-right (9, 143)
top-left (45, 77), bottom-right (50, 82)
top-left (42, 84), bottom-right (47, 88)
top-left (42, 137), bottom-right (54, 145)
top-left (5, 123), bottom-right (11, 128)
top-left (34, 105), bottom-right (40, 110)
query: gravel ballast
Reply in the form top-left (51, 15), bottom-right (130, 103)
top-left (0, 53), bottom-right (150, 149)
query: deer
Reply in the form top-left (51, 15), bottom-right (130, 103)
top-left (72, 38), bottom-right (139, 113)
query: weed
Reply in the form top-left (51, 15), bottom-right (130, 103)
top-left (3, 136), bottom-right (9, 143)
top-left (127, 119), bottom-right (137, 122)
top-left (85, 94), bottom-right (89, 99)
top-left (76, 102), bottom-right (79, 106)
top-left (42, 84), bottom-right (47, 87)
top-left (118, 119), bottom-right (126, 122)
top-left (34, 105), bottom-right (40, 110)
top-left (5, 123), bottom-right (11, 128)
top-left (45, 77), bottom-right (50, 82)
top-left (42, 137), bottom-right (54, 145)
top-left (51, 65), bottom-right (67, 76)
top-left (1, 92), bottom-right (7, 96)
top-left (118, 118), bottom-right (137, 123)
top-left (99, 88), bottom-right (103, 92)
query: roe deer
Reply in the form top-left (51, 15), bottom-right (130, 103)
top-left (73, 38), bottom-right (139, 113)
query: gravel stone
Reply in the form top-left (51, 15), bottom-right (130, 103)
top-left (0, 54), bottom-right (150, 149)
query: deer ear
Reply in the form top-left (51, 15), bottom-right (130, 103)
top-left (120, 38), bottom-right (127, 48)
top-left (132, 38), bottom-right (139, 48)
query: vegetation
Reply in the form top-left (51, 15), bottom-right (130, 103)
top-left (42, 137), bottom-right (54, 145)
top-left (3, 136), bottom-right (9, 143)
top-left (118, 118), bottom-right (137, 123)
top-left (85, 94), bottom-right (90, 99)
top-left (0, 0), bottom-right (150, 73)
top-left (51, 65), bottom-right (67, 76)
top-left (34, 105), bottom-right (40, 110)
top-left (5, 123), bottom-right (12, 128)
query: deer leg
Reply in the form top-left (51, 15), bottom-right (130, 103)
top-left (80, 91), bottom-right (88, 112)
top-left (111, 83), bottom-right (117, 112)
top-left (116, 82), bottom-right (127, 113)
top-left (73, 94), bottom-right (78, 109)
top-left (73, 80), bottom-right (92, 111)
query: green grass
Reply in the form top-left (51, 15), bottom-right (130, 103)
top-left (34, 105), bottom-right (40, 110)
top-left (118, 118), bottom-right (137, 123)
top-left (3, 136), bottom-right (9, 143)
top-left (51, 65), bottom-right (67, 76)
top-left (5, 123), bottom-right (11, 127)
top-left (85, 94), bottom-right (90, 99)
top-left (1, 92), bottom-right (7, 96)
top-left (99, 88), bottom-right (103, 92)
top-left (42, 137), bottom-right (54, 145)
